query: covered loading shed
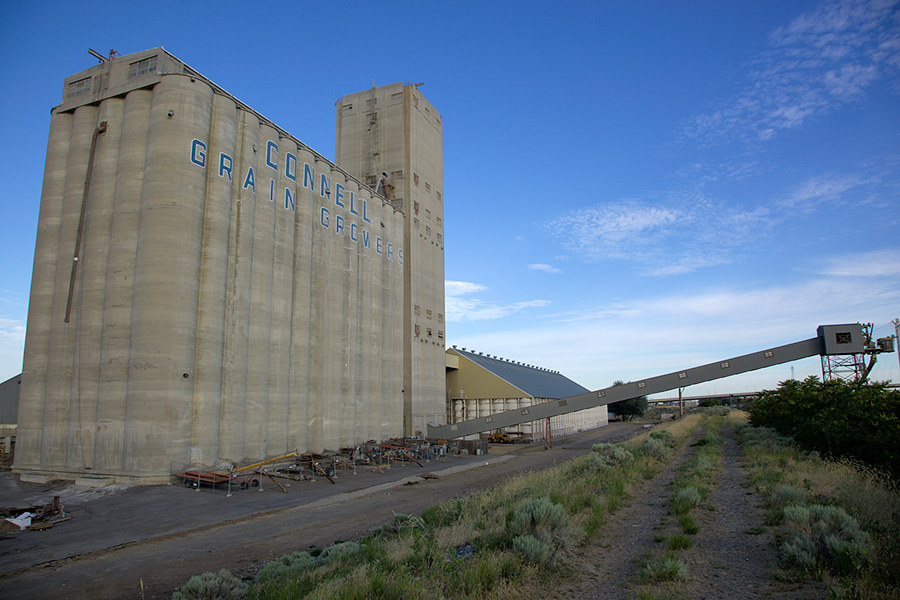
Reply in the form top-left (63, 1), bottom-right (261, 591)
top-left (445, 347), bottom-right (607, 441)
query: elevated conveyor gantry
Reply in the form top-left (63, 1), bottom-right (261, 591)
top-left (428, 323), bottom-right (890, 440)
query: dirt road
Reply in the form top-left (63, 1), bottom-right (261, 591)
top-left (0, 423), bottom-right (641, 599)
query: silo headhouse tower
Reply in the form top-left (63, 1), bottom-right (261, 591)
top-left (14, 48), bottom-right (446, 484)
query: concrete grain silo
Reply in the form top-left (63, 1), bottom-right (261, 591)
top-left (14, 48), bottom-right (440, 484)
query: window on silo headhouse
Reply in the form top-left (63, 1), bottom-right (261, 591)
top-left (67, 77), bottom-right (91, 98)
top-left (129, 55), bottom-right (158, 78)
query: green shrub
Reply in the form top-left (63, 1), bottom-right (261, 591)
top-left (420, 499), bottom-right (464, 527)
top-left (649, 430), bottom-right (676, 447)
top-left (642, 437), bottom-right (670, 460)
top-left (319, 541), bottom-right (360, 564)
top-left (256, 551), bottom-right (317, 583)
top-left (613, 447), bottom-right (635, 463)
top-left (510, 497), bottom-right (570, 538)
top-left (585, 453), bottom-right (614, 471)
top-left (171, 569), bottom-right (247, 600)
top-left (587, 444), bottom-right (634, 471)
top-left (592, 442), bottom-right (616, 455)
top-left (509, 497), bottom-right (576, 567)
top-left (768, 484), bottom-right (805, 508)
top-left (748, 377), bottom-right (900, 476)
top-left (638, 556), bottom-right (688, 582)
top-left (678, 514), bottom-right (699, 535)
top-left (672, 486), bottom-right (702, 515)
top-left (511, 534), bottom-right (556, 567)
top-left (667, 533), bottom-right (693, 550)
top-left (781, 504), bottom-right (871, 575)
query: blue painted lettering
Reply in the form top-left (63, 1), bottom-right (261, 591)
top-left (285, 153), bottom-right (296, 181)
top-left (284, 188), bottom-right (294, 212)
top-left (376, 237), bottom-right (383, 255)
top-left (320, 207), bottom-right (329, 227)
top-left (266, 140), bottom-right (278, 171)
top-left (303, 163), bottom-right (314, 189)
top-left (320, 173), bottom-right (330, 198)
top-left (242, 167), bottom-right (255, 191)
top-left (349, 191), bottom-right (359, 215)
top-left (362, 229), bottom-right (370, 249)
top-left (387, 243), bottom-right (393, 260)
top-left (269, 179), bottom-right (275, 202)
top-left (350, 223), bottom-right (358, 242)
top-left (398, 248), bottom-right (403, 265)
top-left (190, 139), bottom-right (206, 167)
top-left (335, 183), bottom-right (345, 208)
top-left (218, 153), bottom-right (232, 181)
top-left (335, 215), bottom-right (344, 235)
top-left (362, 199), bottom-right (371, 223)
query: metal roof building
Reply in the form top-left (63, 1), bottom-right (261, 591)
top-left (446, 347), bottom-right (607, 441)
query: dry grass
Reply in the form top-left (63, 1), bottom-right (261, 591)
top-left (189, 418), bottom-right (705, 600)
top-left (739, 424), bottom-right (900, 598)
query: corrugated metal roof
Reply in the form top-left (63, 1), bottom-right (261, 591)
top-left (451, 349), bottom-right (589, 399)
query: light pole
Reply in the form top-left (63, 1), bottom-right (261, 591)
top-left (893, 318), bottom-right (900, 377)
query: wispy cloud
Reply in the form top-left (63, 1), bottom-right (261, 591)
top-left (445, 280), bottom-right (550, 322)
top-left (779, 173), bottom-right (867, 212)
top-left (528, 263), bottom-right (562, 274)
top-left (545, 197), bottom-right (772, 275)
top-left (546, 200), bottom-right (680, 260)
top-left (815, 248), bottom-right (900, 277)
top-left (446, 280), bottom-right (487, 296)
top-left (682, 0), bottom-right (900, 145)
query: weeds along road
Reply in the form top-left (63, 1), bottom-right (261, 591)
top-left (0, 423), bottom-right (643, 600)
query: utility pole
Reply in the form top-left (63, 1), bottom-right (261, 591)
top-left (893, 318), bottom-right (900, 376)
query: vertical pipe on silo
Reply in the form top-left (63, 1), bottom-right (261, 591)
top-left (306, 157), bottom-right (331, 452)
top-left (69, 96), bottom-right (124, 471)
top-left (95, 89), bottom-right (152, 473)
top-left (288, 148), bottom-right (316, 452)
top-left (41, 104), bottom-right (99, 471)
top-left (354, 188), bottom-right (372, 443)
top-left (359, 190), bottom-right (380, 442)
top-left (350, 181), bottom-right (372, 441)
top-left (125, 75), bottom-right (213, 476)
top-left (336, 174), bottom-right (354, 447)
top-left (385, 200), bottom-right (400, 439)
top-left (190, 93), bottom-right (238, 468)
top-left (15, 109), bottom-right (73, 471)
top-left (378, 199), bottom-right (393, 439)
top-left (391, 206), bottom-right (406, 437)
top-left (219, 110), bottom-right (259, 463)
top-left (343, 177), bottom-right (364, 446)
top-left (244, 123), bottom-right (278, 460)
top-left (268, 136), bottom-right (297, 454)
top-left (323, 167), bottom-right (347, 450)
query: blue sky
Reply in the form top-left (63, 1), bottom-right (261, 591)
top-left (1, 0), bottom-right (898, 394)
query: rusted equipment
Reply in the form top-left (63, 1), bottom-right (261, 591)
top-left (260, 469), bottom-right (288, 493)
top-left (313, 462), bottom-right (336, 484)
top-left (1, 496), bottom-right (68, 532)
top-left (177, 469), bottom-right (258, 490)
top-left (231, 449), bottom-right (300, 473)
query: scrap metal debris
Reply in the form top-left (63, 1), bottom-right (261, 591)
top-left (174, 437), bottom-right (473, 495)
top-left (1, 496), bottom-right (68, 532)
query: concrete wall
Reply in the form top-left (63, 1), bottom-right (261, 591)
top-left (335, 84), bottom-right (446, 436)
top-left (15, 49), bottom-right (406, 483)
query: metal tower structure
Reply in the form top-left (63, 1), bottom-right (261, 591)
top-left (820, 323), bottom-right (894, 384)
